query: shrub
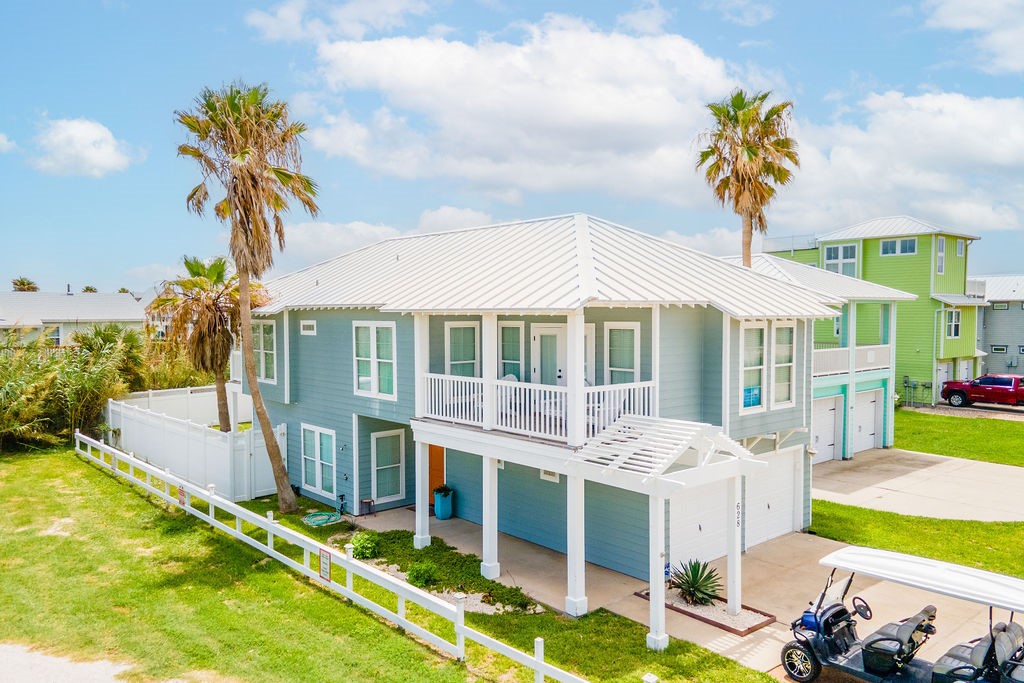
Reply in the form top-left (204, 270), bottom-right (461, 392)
top-left (668, 559), bottom-right (722, 606)
top-left (433, 483), bottom-right (453, 497)
top-left (407, 561), bottom-right (440, 588)
top-left (350, 530), bottom-right (380, 559)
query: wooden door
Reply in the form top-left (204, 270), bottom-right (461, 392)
top-left (428, 444), bottom-right (445, 492)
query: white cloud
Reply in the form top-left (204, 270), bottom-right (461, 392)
top-left (417, 206), bottom-right (494, 232)
top-left (615, 1), bottom-right (671, 35)
top-left (269, 219), bottom-right (405, 274)
top-left (246, 0), bottom-right (317, 41)
top-left (30, 118), bottom-right (139, 178)
top-left (124, 263), bottom-right (183, 287)
top-left (0, 133), bottom-right (14, 153)
top-left (662, 226), bottom-right (762, 256)
top-left (246, 0), bottom-right (430, 41)
top-left (923, 0), bottom-right (1024, 73)
top-left (702, 0), bottom-right (775, 27)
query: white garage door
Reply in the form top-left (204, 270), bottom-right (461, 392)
top-left (669, 480), bottom-right (728, 566)
top-left (811, 397), bottom-right (839, 464)
top-left (852, 390), bottom-right (881, 454)
top-left (744, 447), bottom-right (801, 549)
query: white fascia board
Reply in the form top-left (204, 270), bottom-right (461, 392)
top-left (410, 419), bottom-right (569, 469)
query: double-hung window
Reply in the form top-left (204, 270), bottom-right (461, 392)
top-left (945, 309), bottom-right (961, 338)
top-left (354, 322), bottom-right (396, 399)
top-left (46, 326), bottom-right (61, 347)
top-left (824, 244), bottom-right (857, 277)
top-left (498, 322), bottom-right (524, 379)
top-left (605, 322), bottom-right (640, 384)
top-left (957, 239), bottom-right (964, 257)
top-left (772, 324), bottom-right (795, 407)
top-left (252, 321), bottom-right (276, 382)
top-left (445, 322), bottom-right (479, 377)
top-left (301, 424), bottom-right (335, 497)
top-left (371, 429), bottom-right (405, 504)
top-left (937, 236), bottom-right (946, 275)
top-left (741, 324), bottom-right (766, 410)
top-left (881, 238), bottom-right (916, 255)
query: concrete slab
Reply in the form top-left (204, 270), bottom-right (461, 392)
top-left (813, 448), bottom-right (1024, 521)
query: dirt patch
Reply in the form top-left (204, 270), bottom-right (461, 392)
top-left (374, 562), bottom-right (543, 615)
top-left (40, 518), bottom-right (74, 537)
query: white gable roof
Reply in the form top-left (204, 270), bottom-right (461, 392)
top-left (976, 275), bottom-right (1024, 302)
top-left (0, 292), bottom-right (147, 328)
top-left (259, 214), bottom-right (837, 319)
top-left (725, 254), bottom-right (917, 303)
top-left (817, 216), bottom-right (979, 242)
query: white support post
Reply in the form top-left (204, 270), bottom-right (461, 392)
top-left (414, 441), bottom-right (431, 549)
top-left (846, 304), bottom-right (858, 459)
top-left (566, 309), bottom-right (586, 447)
top-left (283, 310), bottom-right (291, 404)
top-left (481, 456), bottom-right (500, 579)
top-left (534, 638), bottom-right (545, 683)
top-left (651, 304), bottom-right (661, 416)
top-left (888, 303), bottom-right (898, 446)
top-left (413, 314), bottom-right (429, 418)
top-left (726, 475), bottom-right (742, 616)
top-left (482, 313), bottom-right (497, 431)
top-left (454, 593), bottom-right (467, 661)
top-left (564, 474), bottom-right (588, 616)
top-left (646, 494), bottom-right (669, 650)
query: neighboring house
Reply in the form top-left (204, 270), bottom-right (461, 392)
top-left (248, 214), bottom-right (837, 648)
top-left (972, 275), bottom-right (1024, 374)
top-left (0, 291), bottom-right (147, 345)
top-left (764, 216), bottom-right (985, 405)
top-left (724, 254), bottom-right (916, 463)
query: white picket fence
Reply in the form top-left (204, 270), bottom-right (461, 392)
top-left (105, 397), bottom-right (278, 502)
top-left (73, 432), bottom-right (588, 683)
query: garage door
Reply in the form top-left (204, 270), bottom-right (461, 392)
top-left (811, 397), bottom-right (839, 464)
top-left (958, 358), bottom-right (974, 381)
top-left (669, 480), bottom-right (728, 565)
top-left (744, 447), bottom-right (800, 549)
top-left (852, 390), bottom-right (881, 454)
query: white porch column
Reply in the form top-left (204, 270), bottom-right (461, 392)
top-left (481, 456), bottom-right (500, 579)
top-left (845, 304), bottom-right (858, 459)
top-left (566, 309), bottom-right (586, 447)
top-left (887, 303), bottom-right (898, 445)
top-left (414, 441), bottom-right (431, 548)
top-left (414, 313), bottom-right (429, 418)
top-left (726, 475), bottom-right (742, 615)
top-left (482, 313), bottom-right (497, 431)
top-left (646, 494), bottom-right (669, 650)
top-left (565, 474), bottom-right (588, 616)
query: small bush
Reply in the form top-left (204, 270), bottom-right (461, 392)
top-left (407, 561), bottom-right (440, 588)
top-left (350, 530), bottom-right (380, 559)
top-left (668, 559), bottom-right (722, 606)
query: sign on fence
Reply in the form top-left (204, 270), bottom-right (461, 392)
top-left (319, 548), bottom-right (332, 582)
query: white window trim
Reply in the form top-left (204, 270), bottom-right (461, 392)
top-left (945, 309), bottom-right (961, 339)
top-left (1019, 345), bottom-right (1024, 355)
top-left (770, 322), bottom-right (796, 409)
top-left (45, 325), bottom-right (62, 347)
top-left (585, 322), bottom-right (596, 385)
top-left (253, 320), bottom-right (277, 385)
top-left (880, 237), bottom-right (917, 256)
top-left (833, 317), bottom-right (841, 338)
top-left (739, 321), bottom-right (767, 414)
top-left (300, 423), bottom-right (335, 498)
top-left (992, 302), bottom-right (1009, 310)
top-left (444, 321), bottom-right (481, 377)
top-left (991, 345), bottom-right (1008, 354)
top-left (353, 321), bottom-right (398, 400)
top-left (824, 243), bottom-right (858, 277)
top-left (539, 469), bottom-right (560, 483)
top-left (937, 236), bottom-right (946, 275)
top-left (498, 321), bottom-right (525, 379)
top-left (604, 321), bottom-right (641, 385)
top-left (299, 320), bottom-right (317, 336)
top-left (370, 429), bottom-right (406, 504)
top-left (957, 239), bottom-right (965, 257)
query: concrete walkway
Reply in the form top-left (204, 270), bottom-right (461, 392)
top-left (813, 448), bottom-right (1024, 521)
top-left (0, 644), bottom-right (129, 682)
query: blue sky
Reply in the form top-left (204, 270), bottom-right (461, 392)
top-left (2, 0), bottom-right (1022, 292)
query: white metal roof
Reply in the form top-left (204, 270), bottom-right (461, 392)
top-left (817, 216), bottom-right (979, 243)
top-left (933, 293), bottom-right (986, 307)
top-left (0, 292), bottom-right (147, 328)
top-left (976, 275), bottom-right (1024, 302)
top-left (259, 214), bottom-right (838, 319)
top-left (821, 546), bottom-right (1024, 614)
top-left (725, 254), bottom-right (917, 303)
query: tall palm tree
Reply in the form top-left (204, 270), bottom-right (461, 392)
top-left (11, 277), bottom-right (38, 291)
top-left (696, 89), bottom-right (800, 267)
top-left (82, 285), bottom-right (98, 293)
top-left (150, 257), bottom-right (258, 433)
top-left (176, 83), bottom-right (319, 513)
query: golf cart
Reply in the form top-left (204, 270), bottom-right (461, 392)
top-left (781, 546), bottom-right (1024, 682)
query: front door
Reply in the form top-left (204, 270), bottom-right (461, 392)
top-left (958, 358), bottom-right (974, 381)
top-left (428, 444), bottom-right (445, 493)
top-left (531, 324), bottom-right (567, 386)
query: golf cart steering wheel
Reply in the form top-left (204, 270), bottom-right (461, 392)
top-left (852, 596), bottom-right (873, 620)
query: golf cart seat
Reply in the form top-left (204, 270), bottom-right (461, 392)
top-left (862, 605), bottom-right (937, 676)
top-left (931, 624), bottom-right (1005, 683)
top-left (996, 631), bottom-right (1024, 682)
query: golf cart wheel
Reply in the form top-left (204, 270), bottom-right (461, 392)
top-left (782, 641), bottom-right (821, 682)
top-left (948, 391), bottom-right (967, 407)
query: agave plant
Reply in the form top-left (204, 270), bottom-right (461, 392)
top-left (668, 559), bottom-right (722, 606)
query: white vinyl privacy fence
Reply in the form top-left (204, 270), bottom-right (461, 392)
top-left (120, 386), bottom-right (252, 428)
top-left (74, 433), bottom-right (588, 683)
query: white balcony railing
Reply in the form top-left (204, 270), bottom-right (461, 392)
top-left (424, 373), bottom-right (484, 427)
top-left (494, 379), bottom-right (569, 440)
top-left (584, 381), bottom-right (656, 439)
top-left (813, 344), bottom-right (891, 377)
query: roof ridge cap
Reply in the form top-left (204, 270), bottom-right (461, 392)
top-left (573, 214), bottom-right (597, 305)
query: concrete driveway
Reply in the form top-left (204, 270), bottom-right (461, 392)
top-left (813, 448), bottom-right (1024, 521)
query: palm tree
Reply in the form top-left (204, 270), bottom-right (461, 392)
top-left (82, 285), bottom-right (98, 293)
top-left (176, 83), bottom-right (319, 513)
top-left (11, 277), bottom-right (38, 292)
top-left (696, 89), bottom-right (800, 267)
top-left (117, 287), bottom-right (130, 294)
top-left (150, 257), bottom-right (259, 432)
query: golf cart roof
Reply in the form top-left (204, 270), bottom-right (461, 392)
top-left (821, 546), bottom-right (1024, 614)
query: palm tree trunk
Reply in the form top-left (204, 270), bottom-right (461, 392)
top-left (214, 367), bottom-right (230, 433)
top-left (742, 213), bottom-right (754, 268)
top-left (238, 269), bottom-right (297, 513)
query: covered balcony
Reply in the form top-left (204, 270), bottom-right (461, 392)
top-left (812, 302), bottom-right (896, 378)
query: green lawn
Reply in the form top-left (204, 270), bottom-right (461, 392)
top-left (894, 409), bottom-right (1023, 467)
top-left (810, 500), bottom-right (1024, 578)
top-left (0, 447), bottom-right (771, 682)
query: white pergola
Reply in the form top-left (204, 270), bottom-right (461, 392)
top-left (411, 413), bottom-right (766, 651)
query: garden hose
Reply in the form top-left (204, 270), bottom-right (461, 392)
top-left (302, 510), bottom-right (342, 526)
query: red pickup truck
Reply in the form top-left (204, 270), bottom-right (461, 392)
top-left (940, 374), bottom-right (1024, 407)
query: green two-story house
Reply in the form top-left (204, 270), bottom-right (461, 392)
top-left (765, 216), bottom-right (984, 405)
